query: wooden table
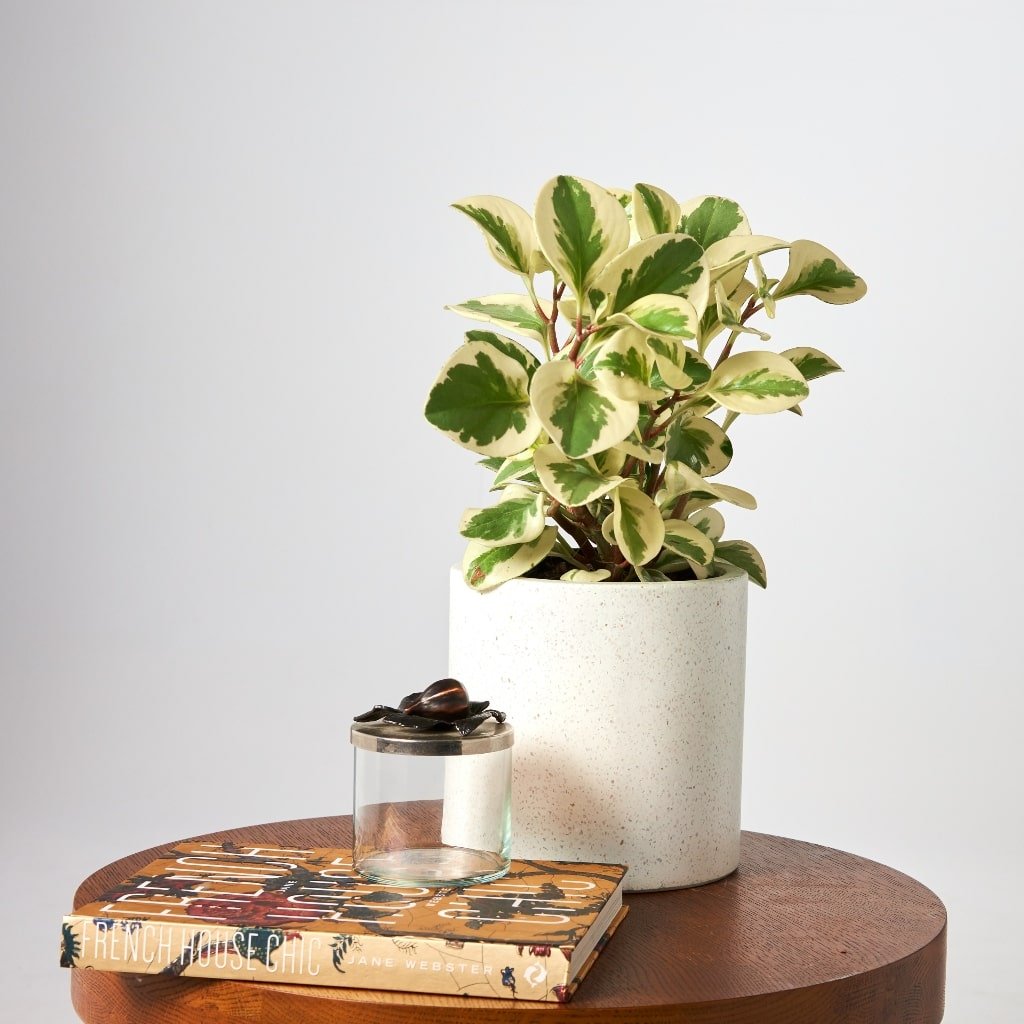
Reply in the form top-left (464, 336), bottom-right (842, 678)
top-left (69, 815), bottom-right (946, 1023)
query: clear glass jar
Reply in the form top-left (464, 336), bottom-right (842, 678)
top-left (351, 719), bottom-right (513, 887)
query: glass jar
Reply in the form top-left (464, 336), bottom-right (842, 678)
top-left (350, 719), bottom-right (513, 887)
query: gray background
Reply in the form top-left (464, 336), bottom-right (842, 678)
top-left (2, 2), bottom-right (1021, 1020)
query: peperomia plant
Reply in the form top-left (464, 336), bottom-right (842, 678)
top-left (425, 176), bottom-right (865, 590)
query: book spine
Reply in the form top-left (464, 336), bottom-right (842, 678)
top-left (61, 914), bottom-right (573, 1002)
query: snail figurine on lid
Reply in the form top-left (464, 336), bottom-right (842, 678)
top-left (351, 678), bottom-right (513, 887)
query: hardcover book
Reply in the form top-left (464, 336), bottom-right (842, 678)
top-left (61, 840), bottom-right (629, 1002)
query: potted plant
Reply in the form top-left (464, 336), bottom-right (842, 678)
top-left (425, 176), bottom-right (865, 890)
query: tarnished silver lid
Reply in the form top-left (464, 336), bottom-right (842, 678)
top-left (350, 719), bottom-right (513, 756)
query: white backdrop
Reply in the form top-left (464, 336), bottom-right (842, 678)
top-left (2, 2), bottom-right (1021, 1021)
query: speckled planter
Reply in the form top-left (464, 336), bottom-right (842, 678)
top-left (448, 564), bottom-right (748, 891)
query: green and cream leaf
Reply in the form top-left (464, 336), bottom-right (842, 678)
top-left (560, 568), bottom-right (612, 582)
top-left (676, 196), bottom-right (749, 249)
top-left (452, 195), bottom-right (542, 275)
top-left (663, 462), bottom-right (757, 509)
top-left (779, 347), bottom-right (843, 381)
top-left (425, 340), bottom-right (541, 456)
top-left (447, 295), bottom-right (552, 346)
top-left (612, 483), bottom-right (666, 566)
top-left (704, 235), bottom-right (788, 280)
top-left (715, 540), bottom-right (767, 588)
top-left (531, 358), bottom-right (639, 459)
top-left (706, 351), bottom-right (808, 414)
top-left (636, 565), bottom-right (671, 582)
top-left (662, 519), bottom-right (715, 565)
top-left (614, 437), bottom-right (663, 463)
top-left (465, 329), bottom-right (541, 380)
top-left (534, 443), bottom-right (623, 506)
top-left (688, 506), bottom-right (726, 541)
top-left (665, 416), bottom-right (733, 477)
top-left (607, 293), bottom-right (699, 342)
top-left (534, 175), bottom-right (629, 301)
top-left (590, 233), bottom-right (710, 318)
top-left (594, 328), bottom-right (665, 402)
top-left (774, 240), bottom-right (866, 304)
top-left (462, 527), bottom-right (558, 591)
top-left (459, 486), bottom-right (547, 547)
top-left (632, 183), bottom-right (681, 239)
top-left (645, 335), bottom-right (695, 390)
top-left (490, 450), bottom-right (539, 489)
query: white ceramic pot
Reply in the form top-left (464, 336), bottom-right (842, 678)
top-left (448, 564), bottom-right (748, 891)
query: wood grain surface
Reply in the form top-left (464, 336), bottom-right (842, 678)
top-left (69, 815), bottom-right (946, 1023)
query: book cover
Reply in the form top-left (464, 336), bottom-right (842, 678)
top-left (61, 840), bottom-right (629, 1002)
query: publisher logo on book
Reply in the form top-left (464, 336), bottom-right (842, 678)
top-left (524, 964), bottom-right (547, 987)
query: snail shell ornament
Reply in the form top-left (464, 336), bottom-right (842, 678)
top-left (353, 678), bottom-right (506, 737)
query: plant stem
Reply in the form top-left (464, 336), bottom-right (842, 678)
top-left (715, 330), bottom-right (740, 367)
top-left (522, 275), bottom-right (551, 358)
top-left (548, 281), bottom-right (564, 355)
top-left (714, 299), bottom-right (765, 367)
top-left (569, 312), bottom-right (585, 362)
top-left (574, 504), bottom-right (615, 562)
top-left (643, 393), bottom-right (691, 441)
top-left (669, 493), bottom-right (689, 520)
top-left (552, 508), bottom-right (599, 567)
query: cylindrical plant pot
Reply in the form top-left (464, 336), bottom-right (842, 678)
top-left (448, 564), bottom-right (748, 891)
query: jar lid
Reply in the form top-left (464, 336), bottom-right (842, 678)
top-left (350, 719), bottom-right (513, 756)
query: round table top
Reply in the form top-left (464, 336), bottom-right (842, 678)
top-left (69, 815), bottom-right (946, 1024)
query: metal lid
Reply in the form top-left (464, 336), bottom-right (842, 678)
top-left (350, 719), bottom-right (514, 756)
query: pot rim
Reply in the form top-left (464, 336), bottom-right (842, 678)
top-left (450, 561), bottom-right (748, 590)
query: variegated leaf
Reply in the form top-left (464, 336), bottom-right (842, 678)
top-left (594, 327), bottom-right (665, 402)
top-left (714, 281), bottom-right (771, 341)
top-left (452, 195), bottom-right (542, 275)
top-left (462, 526), bottom-right (558, 591)
top-left (704, 235), bottom-right (788, 281)
top-left (706, 351), bottom-right (808, 414)
top-left (636, 565), bottom-right (671, 582)
top-left (681, 348), bottom-right (712, 388)
top-left (664, 462), bottom-right (757, 509)
top-left (447, 295), bottom-right (552, 347)
top-left (534, 175), bottom-right (629, 300)
top-left (632, 183), bottom-right (681, 240)
top-left (646, 335), bottom-right (695, 390)
top-left (601, 512), bottom-right (617, 546)
top-left (459, 486), bottom-right (547, 548)
top-left (677, 196), bottom-right (750, 249)
top-left (531, 358), bottom-right (639, 459)
top-left (607, 293), bottom-right (699, 344)
top-left (605, 186), bottom-right (632, 210)
top-left (662, 518), bottom-right (715, 565)
top-left (774, 240), bottom-right (866, 304)
top-left (595, 445), bottom-right (627, 477)
top-left (699, 278), bottom-right (756, 351)
top-left (589, 233), bottom-right (710, 319)
top-left (715, 540), bottom-right (767, 588)
top-left (465, 329), bottom-right (540, 379)
top-left (561, 568), bottom-right (612, 582)
top-left (779, 346), bottom-right (843, 381)
top-left (425, 340), bottom-right (541, 456)
top-left (534, 443), bottom-right (623, 506)
top-left (665, 416), bottom-right (733, 477)
top-left (688, 505), bottom-right (726, 542)
top-left (490, 450), bottom-right (539, 489)
top-left (612, 483), bottom-right (666, 566)
top-left (614, 438), bottom-right (662, 463)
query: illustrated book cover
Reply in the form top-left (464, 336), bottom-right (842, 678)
top-left (61, 840), bottom-right (629, 1002)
